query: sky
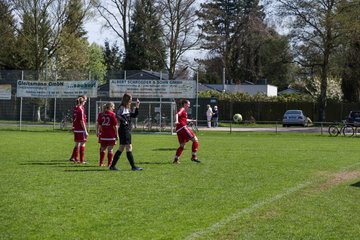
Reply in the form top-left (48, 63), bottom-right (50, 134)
top-left (83, 0), bottom-right (206, 64)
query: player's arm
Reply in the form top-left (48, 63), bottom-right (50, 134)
top-left (130, 99), bottom-right (140, 118)
top-left (175, 113), bottom-right (179, 124)
top-left (96, 120), bottom-right (101, 137)
top-left (80, 111), bottom-right (88, 136)
top-left (112, 114), bottom-right (119, 139)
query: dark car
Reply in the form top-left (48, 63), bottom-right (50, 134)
top-left (346, 111), bottom-right (360, 126)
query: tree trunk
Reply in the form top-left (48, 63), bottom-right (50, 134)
top-left (36, 105), bottom-right (41, 122)
top-left (318, 51), bottom-right (330, 121)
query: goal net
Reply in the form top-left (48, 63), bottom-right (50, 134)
top-left (96, 100), bottom-right (176, 134)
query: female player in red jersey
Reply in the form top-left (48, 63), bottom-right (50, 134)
top-left (173, 99), bottom-right (201, 164)
top-left (96, 102), bottom-right (118, 166)
top-left (109, 93), bottom-right (143, 171)
top-left (69, 96), bottom-right (88, 163)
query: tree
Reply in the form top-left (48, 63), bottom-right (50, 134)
top-left (275, 0), bottom-right (343, 121)
top-left (9, 0), bottom-right (93, 75)
top-left (103, 40), bottom-right (123, 73)
top-left (337, 0), bottom-right (360, 102)
top-left (56, 0), bottom-right (91, 80)
top-left (0, 0), bottom-right (17, 69)
top-left (88, 43), bottom-right (106, 83)
top-left (124, 0), bottom-right (166, 71)
top-left (197, 0), bottom-right (287, 84)
top-left (158, 0), bottom-right (199, 79)
top-left (93, 0), bottom-right (133, 56)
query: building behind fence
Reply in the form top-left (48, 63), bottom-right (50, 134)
top-left (1, 70), bottom-right (360, 126)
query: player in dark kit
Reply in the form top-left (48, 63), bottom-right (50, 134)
top-left (109, 93), bottom-right (143, 171)
top-left (173, 99), bottom-right (201, 164)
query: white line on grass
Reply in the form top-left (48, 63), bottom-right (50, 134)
top-left (186, 161), bottom-right (360, 240)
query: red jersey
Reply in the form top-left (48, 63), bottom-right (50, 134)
top-left (176, 107), bottom-right (188, 130)
top-left (97, 110), bottom-right (118, 140)
top-left (73, 106), bottom-right (86, 131)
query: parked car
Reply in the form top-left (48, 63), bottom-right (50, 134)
top-left (346, 110), bottom-right (360, 126)
top-left (282, 110), bottom-right (308, 127)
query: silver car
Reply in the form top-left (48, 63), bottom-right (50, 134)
top-left (282, 110), bottom-right (308, 127)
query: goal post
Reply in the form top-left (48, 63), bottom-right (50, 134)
top-left (96, 100), bottom-right (176, 134)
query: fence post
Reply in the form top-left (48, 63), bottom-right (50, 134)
top-left (53, 98), bottom-right (57, 130)
top-left (321, 122), bottom-right (323, 135)
top-left (275, 121), bottom-right (278, 134)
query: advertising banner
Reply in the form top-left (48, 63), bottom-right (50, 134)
top-left (0, 84), bottom-right (11, 100)
top-left (109, 79), bottom-right (196, 99)
top-left (16, 80), bottom-right (97, 98)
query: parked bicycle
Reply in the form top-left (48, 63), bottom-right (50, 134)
top-left (328, 121), bottom-right (356, 137)
top-left (60, 110), bottom-right (72, 130)
top-left (187, 121), bottom-right (199, 132)
top-left (143, 114), bottom-right (168, 131)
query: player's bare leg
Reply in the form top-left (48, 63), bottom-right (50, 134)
top-left (99, 146), bottom-right (106, 166)
top-left (107, 146), bottom-right (114, 167)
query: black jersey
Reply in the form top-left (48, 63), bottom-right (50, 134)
top-left (116, 106), bottom-right (139, 131)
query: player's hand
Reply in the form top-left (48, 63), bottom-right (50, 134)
top-left (85, 131), bottom-right (89, 136)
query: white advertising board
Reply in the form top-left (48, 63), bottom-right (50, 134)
top-left (16, 80), bottom-right (97, 98)
top-left (109, 79), bottom-right (196, 98)
top-left (0, 84), bottom-right (11, 100)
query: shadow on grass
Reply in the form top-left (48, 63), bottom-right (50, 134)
top-left (152, 148), bottom-right (177, 151)
top-left (350, 181), bottom-right (360, 188)
top-left (64, 169), bottom-right (109, 172)
top-left (20, 160), bottom-right (99, 168)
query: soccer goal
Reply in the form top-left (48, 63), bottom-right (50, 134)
top-left (96, 100), bottom-right (176, 134)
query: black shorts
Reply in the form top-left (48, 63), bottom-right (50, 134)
top-left (119, 129), bottom-right (131, 145)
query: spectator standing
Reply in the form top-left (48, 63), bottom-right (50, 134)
top-left (212, 106), bottom-right (219, 127)
top-left (206, 104), bottom-right (213, 128)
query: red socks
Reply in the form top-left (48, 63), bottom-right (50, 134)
top-left (99, 149), bottom-right (106, 166)
top-left (80, 145), bottom-right (85, 163)
top-left (175, 146), bottom-right (184, 160)
top-left (71, 147), bottom-right (79, 161)
top-left (192, 141), bottom-right (199, 159)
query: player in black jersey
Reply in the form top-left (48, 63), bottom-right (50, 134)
top-left (110, 93), bottom-right (143, 171)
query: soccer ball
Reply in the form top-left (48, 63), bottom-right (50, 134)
top-left (233, 113), bottom-right (243, 123)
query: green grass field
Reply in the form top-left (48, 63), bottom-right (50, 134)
top-left (1, 129), bottom-right (360, 239)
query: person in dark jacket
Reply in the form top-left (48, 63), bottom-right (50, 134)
top-left (212, 106), bottom-right (219, 127)
top-left (109, 93), bottom-right (142, 171)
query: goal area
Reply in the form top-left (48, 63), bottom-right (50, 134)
top-left (96, 100), bottom-right (176, 134)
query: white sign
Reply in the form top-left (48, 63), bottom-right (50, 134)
top-left (109, 79), bottom-right (196, 98)
top-left (16, 80), bottom-right (98, 98)
top-left (0, 84), bottom-right (11, 100)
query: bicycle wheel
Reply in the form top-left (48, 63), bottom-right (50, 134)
top-left (328, 125), bottom-right (339, 137)
top-left (355, 127), bottom-right (360, 136)
top-left (342, 125), bottom-right (354, 137)
top-left (143, 119), bottom-right (152, 131)
top-left (191, 123), bottom-right (199, 132)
